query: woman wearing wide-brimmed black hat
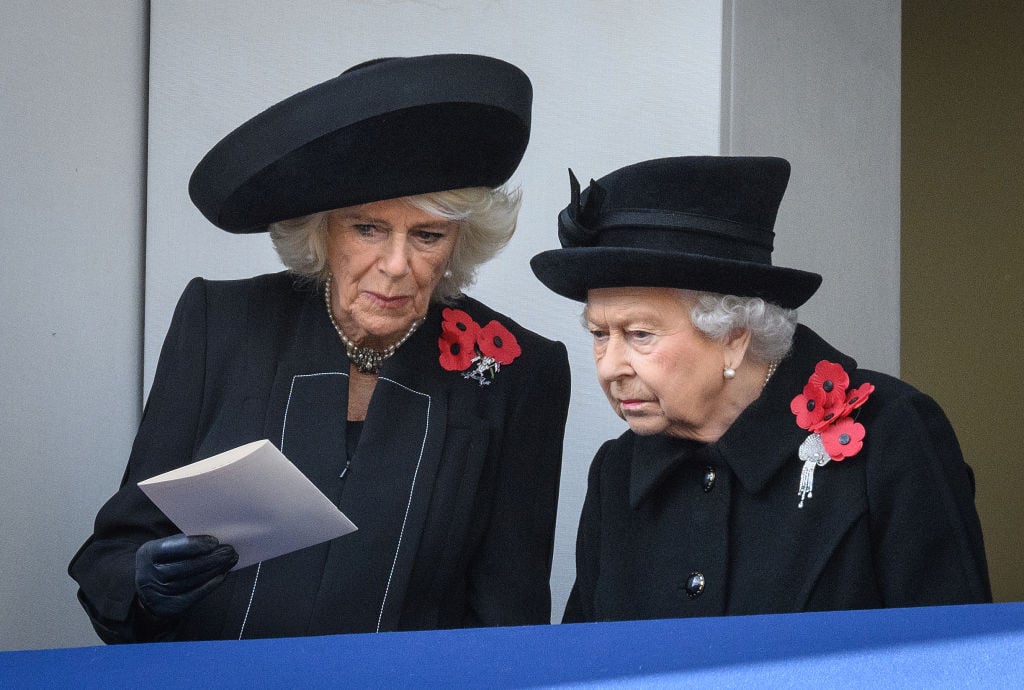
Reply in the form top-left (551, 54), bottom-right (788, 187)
top-left (69, 54), bottom-right (570, 642)
top-left (531, 156), bottom-right (990, 622)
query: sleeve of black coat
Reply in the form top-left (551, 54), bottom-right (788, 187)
top-left (464, 338), bottom-right (570, 626)
top-left (68, 278), bottom-right (210, 643)
top-left (561, 440), bottom-right (612, 623)
top-left (865, 384), bottom-right (992, 605)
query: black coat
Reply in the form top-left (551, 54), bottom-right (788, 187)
top-left (70, 272), bottom-right (570, 642)
top-left (563, 325), bottom-right (990, 623)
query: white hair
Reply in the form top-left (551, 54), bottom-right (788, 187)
top-left (687, 290), bottom-right (798, 362)
top-left (268, 185), bottom-right (521, 303)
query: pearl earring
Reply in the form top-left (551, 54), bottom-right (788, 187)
top-left (723, 367), bottom-right (736, 379)
top-left (443, 269), bottom-right (453, 278)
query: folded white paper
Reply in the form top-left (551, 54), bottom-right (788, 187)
top-left (138, 439), bottom-right (357, 569)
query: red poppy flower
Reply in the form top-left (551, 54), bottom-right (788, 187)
top-left (820, 417), bottom-right (866, 461)
top-left (438, 308), bottom-right (480, 371)
top-left (441, 308), bottom-right (481, 340)
top-left (842, 382), bottom-right (875, 416)
top-left (807, 360), bottom-right (849, 409)
top-left (810, 404), bottom-right (849, 434)
top-left (790, 383), bottom-right (827, 431)
top-left (438, 331), bottom-right (475, 371)
top-left (476, 320), bottom-right (521, 365)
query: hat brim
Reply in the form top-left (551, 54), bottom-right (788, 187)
top-left (189, 54), bottom-right (531, 233)
top-left (530, 247), bottom-right (822, 309)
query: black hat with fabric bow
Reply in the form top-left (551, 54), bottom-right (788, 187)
top-left (530, 156), bottom-right (822, 308)
top-left (189, 53), bottom-right (532, 233)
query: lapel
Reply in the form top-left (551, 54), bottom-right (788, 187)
top-left (341, 318), bottom-right (452, 631)
top-left (629, 434), bottom-right (701, 509)
top-left (246, 294), bottom-right (460, 633)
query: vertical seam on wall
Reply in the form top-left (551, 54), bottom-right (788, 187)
top-left (720, 0), bottom-right (735, 155)
top-left (138, 0), bottom-right (152, 416)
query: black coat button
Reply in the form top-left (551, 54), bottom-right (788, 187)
top-left (702, 467), bottom-right (716, 493)
top-left (685, 572), bottom-right (705, 598)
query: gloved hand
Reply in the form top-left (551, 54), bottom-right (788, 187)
top-left (134, 534), bottom-right (239, 619)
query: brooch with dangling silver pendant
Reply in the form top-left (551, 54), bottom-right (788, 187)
top-left (797, 433), bottom-right (831, 508)
top-left (789, 360), bottom-right (875, 508)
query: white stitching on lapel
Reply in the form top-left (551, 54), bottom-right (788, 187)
top-left (374, 376), bottom-right (431, 633)
top-left (238, 371), bottom-right (349, 640)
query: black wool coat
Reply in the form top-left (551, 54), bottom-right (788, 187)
top-left (563, 325), bottom-right (991, 623)
top-left (70, 272), bottom-right (570, 642)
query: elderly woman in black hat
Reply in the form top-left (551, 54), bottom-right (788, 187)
top-left (531, 156), bottom-right (990, 622)
top-left (69, 54), bottom-right (570, 642)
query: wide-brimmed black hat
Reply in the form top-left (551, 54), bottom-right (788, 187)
top-left (530, 156), bottom-right (822, 308)
top-left (189, 54), bottom-right (532, 233)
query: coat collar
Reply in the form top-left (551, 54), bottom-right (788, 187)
top-left (629, 433), bottom-right (702, 508)
top-left (629, 325), bottom-right (857, 507)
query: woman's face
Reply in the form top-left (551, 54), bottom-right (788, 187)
top-left (585, 286), bottom-right (736, 442)
top-left (325, 198), bottom-right (459, 346)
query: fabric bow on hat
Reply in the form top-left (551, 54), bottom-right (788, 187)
top-left (557, 169), bottom-right (606, 248)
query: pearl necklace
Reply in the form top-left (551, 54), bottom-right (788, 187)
top-left (764, 359), bottom-right (780, 388)
top-left (323, 275), bottom-right (424, 374)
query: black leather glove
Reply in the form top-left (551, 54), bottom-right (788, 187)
top-left (134, 534), bottom-right (239, 619)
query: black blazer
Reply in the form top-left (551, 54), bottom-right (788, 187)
top-left (563, 325), bottom-right (991, 622)
top-left (70, 272), bottom-right (570, 642)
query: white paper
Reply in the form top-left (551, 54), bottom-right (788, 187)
top-left (138, 439), bottom-right (357, 569)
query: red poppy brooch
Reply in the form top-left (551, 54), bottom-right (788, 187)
top-left (438, 308), bottom-right (521, 386)
top-left (789, 360), bottom-right (874, 508)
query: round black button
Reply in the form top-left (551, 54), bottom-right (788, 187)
top-left (685, 572), bottom-right (705, 598)
top-left (702, 467), bottom-right (716, 493)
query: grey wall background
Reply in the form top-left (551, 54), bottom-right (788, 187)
top-left (1, 1), bottom-right (899, 651)
top-left (2, 1), bottom-right (148, 650)
top-left (726, 0), bottom-right (901, 368)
